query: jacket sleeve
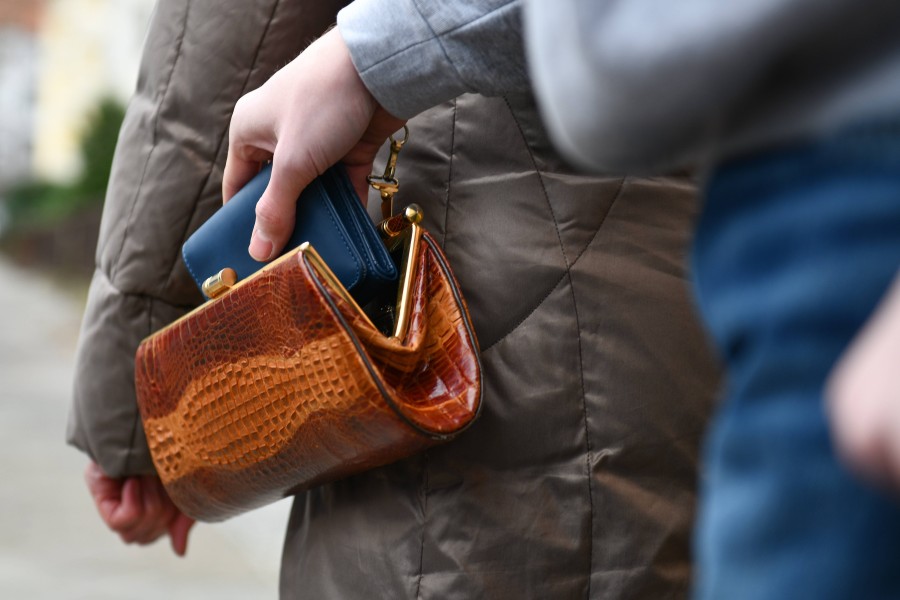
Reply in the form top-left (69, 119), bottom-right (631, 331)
top-left (523, 0), bottom-right (900, 172)
top-left (337, 0), bottom-right (530, 119)
top-left (68, 0), bottom-right (348, 478)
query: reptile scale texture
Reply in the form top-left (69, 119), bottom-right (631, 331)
top-left (134, 228), bottom-right (482, 522)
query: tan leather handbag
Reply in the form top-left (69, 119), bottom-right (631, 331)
top-left (133, 139), bottom-right (482, 522)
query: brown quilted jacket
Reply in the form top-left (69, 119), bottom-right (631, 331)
top-left (68, 1), bottom-right (719, 597)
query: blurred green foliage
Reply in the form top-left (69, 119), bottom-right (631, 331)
top-left (76, 97), bottom-right (125, 200)
top-left (4, 97), bottom-right (124, 227)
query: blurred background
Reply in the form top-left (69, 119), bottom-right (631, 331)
top-left (0, 1), bottom-right (290, 598)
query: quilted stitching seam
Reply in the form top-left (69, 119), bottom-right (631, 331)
top-left (164, 0), bottom-right (284, 293)
top-left (110, 1), bottom-right (190, 283)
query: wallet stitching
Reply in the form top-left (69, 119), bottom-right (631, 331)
top-left (320, 178), bottom-right (363, 288)
top-left (182, 167), bottom-right (364, 294)
top-left (334, 168), bottom-right (394, 276)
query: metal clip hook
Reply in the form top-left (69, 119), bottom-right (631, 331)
top-left (367, 126), bottom-right (410, 220)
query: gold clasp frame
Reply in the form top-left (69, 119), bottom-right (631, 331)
top-left (303, 205), bottom-right (422, 340)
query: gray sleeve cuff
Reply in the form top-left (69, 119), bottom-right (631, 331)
top-left (338, 0), bottom-right (528, 119)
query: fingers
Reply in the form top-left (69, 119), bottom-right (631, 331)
top-left (828, 367), bottom-right (893, 484)
top-left (92, 475), bottom-right (162, 545)
top-left (112, 478), bottom-right (183, 547)
top-left (109, 478), bottom-right (163, 545)
top-left (247, 111), bottom-right (408, 260)
top-left (84, 462), bottom-right (193, 554)
top-left (168, 513), bottom-right (197, 557)
top-left (85, 461), bottom-right (124, 523)
top-left (224, 83), bottom-right (316, 261)
top-left (85, 462), bottom-right (146, 538)
top-left (223, 154), bottom-right (266, 206)
top-left (222, 28), bottom-right (385, 261)
top-left (827, 274), bottom-right (900, 489)
top-left (342, 107), bottom-right (407, 204)
top-left (249, 153), bottom-right (323, 260)
top-left (222, 93), bottom-right (276, 204)
top-left (342, 106), bottom-right (407, 172)
top-left (129, 476), bottom-right (173, 545)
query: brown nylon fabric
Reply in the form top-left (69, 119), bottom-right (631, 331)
top-left (69, 1), bottom-right (720, 598)
top-left (278, 94), bottom-right (719, 599)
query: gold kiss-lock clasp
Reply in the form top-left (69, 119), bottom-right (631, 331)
top-left (202, 268), bottom-right (238, 299)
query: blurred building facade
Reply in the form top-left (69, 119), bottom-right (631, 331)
top-left (34, 0), bottom-right (154, 182)
top-left (0, 1), bottom-right (42, 190)
top-left (0, 0), bottom-right (154, 190)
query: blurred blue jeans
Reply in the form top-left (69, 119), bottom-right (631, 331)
top-left (691, 122), bottom-right (900, 599)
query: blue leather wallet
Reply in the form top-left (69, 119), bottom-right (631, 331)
top-left (182, 163), bottom-right (398, 302)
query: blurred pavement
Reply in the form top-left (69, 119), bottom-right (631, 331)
top-left (0, 257), bottom-right (291, 599)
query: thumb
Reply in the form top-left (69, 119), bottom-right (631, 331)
top-left (168, 512), bottom-right (196, 557)
top-left (249, 156), bottom-right (316, 261)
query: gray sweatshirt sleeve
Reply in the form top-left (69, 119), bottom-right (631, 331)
top-left (524, 0), bottom-right (900, 172)
top-left (337, 0), bottom-right (529, 119)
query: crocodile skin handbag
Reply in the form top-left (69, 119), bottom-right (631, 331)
top-left (133, 132), bottom-right (482, 522)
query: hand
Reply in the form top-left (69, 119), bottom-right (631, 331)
top-left (223, 27), bottom-right (406, 262)
top-left (827, 273), bottom-right (900, 488)
top-left (84, 461), bottom-right (196, 556)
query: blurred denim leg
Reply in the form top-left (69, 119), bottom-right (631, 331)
top-left (691, 121), bottom-right (900, 600)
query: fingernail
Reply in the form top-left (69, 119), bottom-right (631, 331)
top-left (249, 228), bottom-right (274, 261)
top-left (171, 536), bottom-right (185, 557)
